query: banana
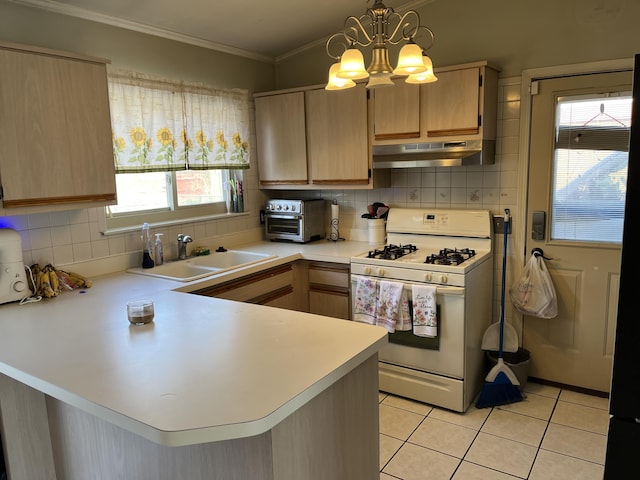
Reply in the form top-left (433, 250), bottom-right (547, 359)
top-left (40, 270), bottom-right (56, 298)
top-left (35, 270), bottom-right (45, 296)
top-left (47, 266), bottom-right (60, 293)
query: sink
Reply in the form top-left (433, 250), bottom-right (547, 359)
top-left (190, 250), bottom-right (275, 269)
top-left (127, 250), bottom-right (276, 282)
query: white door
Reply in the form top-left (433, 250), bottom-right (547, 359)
top-left (524, 71), bottom-right (632, 392)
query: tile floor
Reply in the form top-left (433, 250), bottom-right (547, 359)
top-left (379, 382), bottom-right (609, 479)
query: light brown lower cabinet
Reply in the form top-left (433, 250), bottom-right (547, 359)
top-left (191, 263), bottom-right (303, 311)
top-left (307, 262), bottom-right (351, 320)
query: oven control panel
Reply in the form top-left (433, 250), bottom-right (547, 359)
top-left (423, 213), bottom-right (449, 225)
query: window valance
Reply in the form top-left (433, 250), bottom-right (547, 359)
top-left (108, 70), bottom-right (250, 173)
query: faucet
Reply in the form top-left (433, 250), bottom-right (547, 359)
top-left (177, 234), bottom-right (193, 260)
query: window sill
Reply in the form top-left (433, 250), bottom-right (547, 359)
top-left (100, 211), bottom-right (250, 236)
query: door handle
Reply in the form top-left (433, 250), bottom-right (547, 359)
top-left (532, 211), bottom-right (546, 240)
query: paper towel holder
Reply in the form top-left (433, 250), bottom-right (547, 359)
top-left (328, 199), bottom-right (345, 242)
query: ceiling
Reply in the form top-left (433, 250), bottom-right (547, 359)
top-left (11, 0), bottom-right (436, 62)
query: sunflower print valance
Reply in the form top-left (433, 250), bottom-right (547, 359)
top-left (108, 71), bottom-right (250, 173)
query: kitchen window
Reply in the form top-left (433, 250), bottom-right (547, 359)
top-left (104, 71), bottom-right (250, 231)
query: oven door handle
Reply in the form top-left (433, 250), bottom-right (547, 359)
top-left (350, 275), bottom-right (465, 296)
top-left (265, 213), bottom-right (303, 220)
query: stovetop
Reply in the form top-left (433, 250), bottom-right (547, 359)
top-left (365, 244), bottom-right (478, 266)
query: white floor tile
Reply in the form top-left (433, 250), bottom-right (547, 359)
top-left (409, 417), bottom-right (478, 458)
top-left (541, 423), bottom-right (607, 464)
top-left (429, 404), bottom-right (491, 430)
top-left (551, 401), bottom-right (609, 435)
top-left (523, 382), bottom-right (560, 399)
top-left (380, 433), bottom-right (404, 470)
top-left (382, 394), bottom-right (434, 415)
top-left (481, 409), bottom-right (548, 447)
top-left (383, 442), bottom-right (460, 480)
top-left (529, 450), bottom-right (604, 480)
top-left (379, 403), bottom-right (425, 441)
top-left (452, 461), bottom-right (521, 479)
top-left (496, 392), bottom-right (557, 421)
top-left (558, 389), bottom-right (609, 410)
top-left (464, 432), bottom-right (537, 478)
top-left (380, 474), bottom-right (396, 480)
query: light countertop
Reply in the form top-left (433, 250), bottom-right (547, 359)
top-left (0, 239), bottom-right (387, 447)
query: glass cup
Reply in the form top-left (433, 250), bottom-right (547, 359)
top-left (127, 299), bottom-right (154, 325)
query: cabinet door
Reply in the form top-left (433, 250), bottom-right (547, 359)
top-left (373, 81), bottom-right (420, 140)
top-left (0, 45), bottom-right (115, 209)
top-left (308, 262), bottom-right (350, 320)
top-left (255, 92), bottom-right (308, 186)
top-left (306, 85), bottom-right (369, 185)
top-left (191, 264), bottom-right (296, 304)
top-left (423, 67), bottom-right (481, 137)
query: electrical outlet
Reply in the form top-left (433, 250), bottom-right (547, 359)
top-left (493, 215), bottom-right (512, 234)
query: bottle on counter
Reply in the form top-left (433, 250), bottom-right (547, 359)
top-left (141, 223), bottom-right (155, 269)
top-left (154, 233), bottom-right (164, 266)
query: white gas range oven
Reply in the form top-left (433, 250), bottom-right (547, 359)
top-left (350, 208), bottom-right (494, 412)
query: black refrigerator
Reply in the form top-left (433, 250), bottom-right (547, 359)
top-left (604, 53), bottom-right (640, 478)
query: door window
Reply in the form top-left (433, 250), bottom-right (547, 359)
top-left (552, 94), bottom-right (632, 243)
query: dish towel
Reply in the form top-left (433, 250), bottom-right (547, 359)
top-left (412, 285), bottom-right (438, 337)
top-left (353, 276), bottom-right (377, 325)
top-left (397, 288), bottom-right (412, 331)
top-left (376, 280), bottom-right (404, 333)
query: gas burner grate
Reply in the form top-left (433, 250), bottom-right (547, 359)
top-left (424, 248), bottom-right (476, 266)
top-left (367, 244), bottom-right (418, 260)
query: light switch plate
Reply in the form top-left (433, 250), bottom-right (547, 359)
top-left (493, 215), bottom-right (512, 234)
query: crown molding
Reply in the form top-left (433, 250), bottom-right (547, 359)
top-left (8, 0), bottom-right (275, 64)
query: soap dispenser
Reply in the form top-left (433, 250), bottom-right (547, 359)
top-left (154, 233), bottom-right (164, 266)
top-left (141, 223), bottom-right (155, 269)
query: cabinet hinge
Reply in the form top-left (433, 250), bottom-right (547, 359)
top-left (368, 168), bottom-right (372, 179)
top-left (0, 184), bottom-right (3, 200)
top-left (479, 74), bottom-right (483, 87)
top-left (478, 115), bottom-right (482, 127)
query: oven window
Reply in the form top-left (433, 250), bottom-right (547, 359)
top-left (267, 217), bottom-right (300, 235)
top-left (388, 304), bottom-right (441, 350)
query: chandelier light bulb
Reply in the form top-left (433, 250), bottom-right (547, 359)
top-left (336, 48), bottom-right (369, 80)
top-left (405, 55), bottom-right (438, 84)
top-left (393, 43), bottom-right (427, 76)
top-left (325, 62), bottom-right (356, 90)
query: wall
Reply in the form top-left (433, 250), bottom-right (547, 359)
top-left (0, 0), bottom-right (276, 275)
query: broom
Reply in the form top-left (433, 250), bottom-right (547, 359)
top-left (476, 210), bottom-right (523, 408)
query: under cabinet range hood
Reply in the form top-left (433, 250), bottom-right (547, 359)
top-left (372, 139), bottom-right (495, 168)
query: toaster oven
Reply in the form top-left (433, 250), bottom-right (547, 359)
top-left (264, 199), bottom-right (326, 243)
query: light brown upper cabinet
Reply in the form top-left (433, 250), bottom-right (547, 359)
top-left (254, 84), bottom-right (386, 190)
top-left (371, 61), bottom-right (499, 145)
top-left (372, 81), bottom-right (421, 140)
top-left (254, 91), bottom-right (308, 186)
top-left (305, 85), bottom-right (369, 186)
top-left (0, 41), bottom-right (116, 212)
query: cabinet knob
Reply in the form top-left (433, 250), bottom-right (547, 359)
top-left (440, 275), bottom-right (448, 284)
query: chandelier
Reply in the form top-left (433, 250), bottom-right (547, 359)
top-left (325, 0), bottom-right (438, 90)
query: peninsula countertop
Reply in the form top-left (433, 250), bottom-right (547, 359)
top-left (0, 239), bottom-right (387, 447)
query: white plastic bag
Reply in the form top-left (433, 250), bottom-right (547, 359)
top-left (509, 254), bottom-right (558, 319)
